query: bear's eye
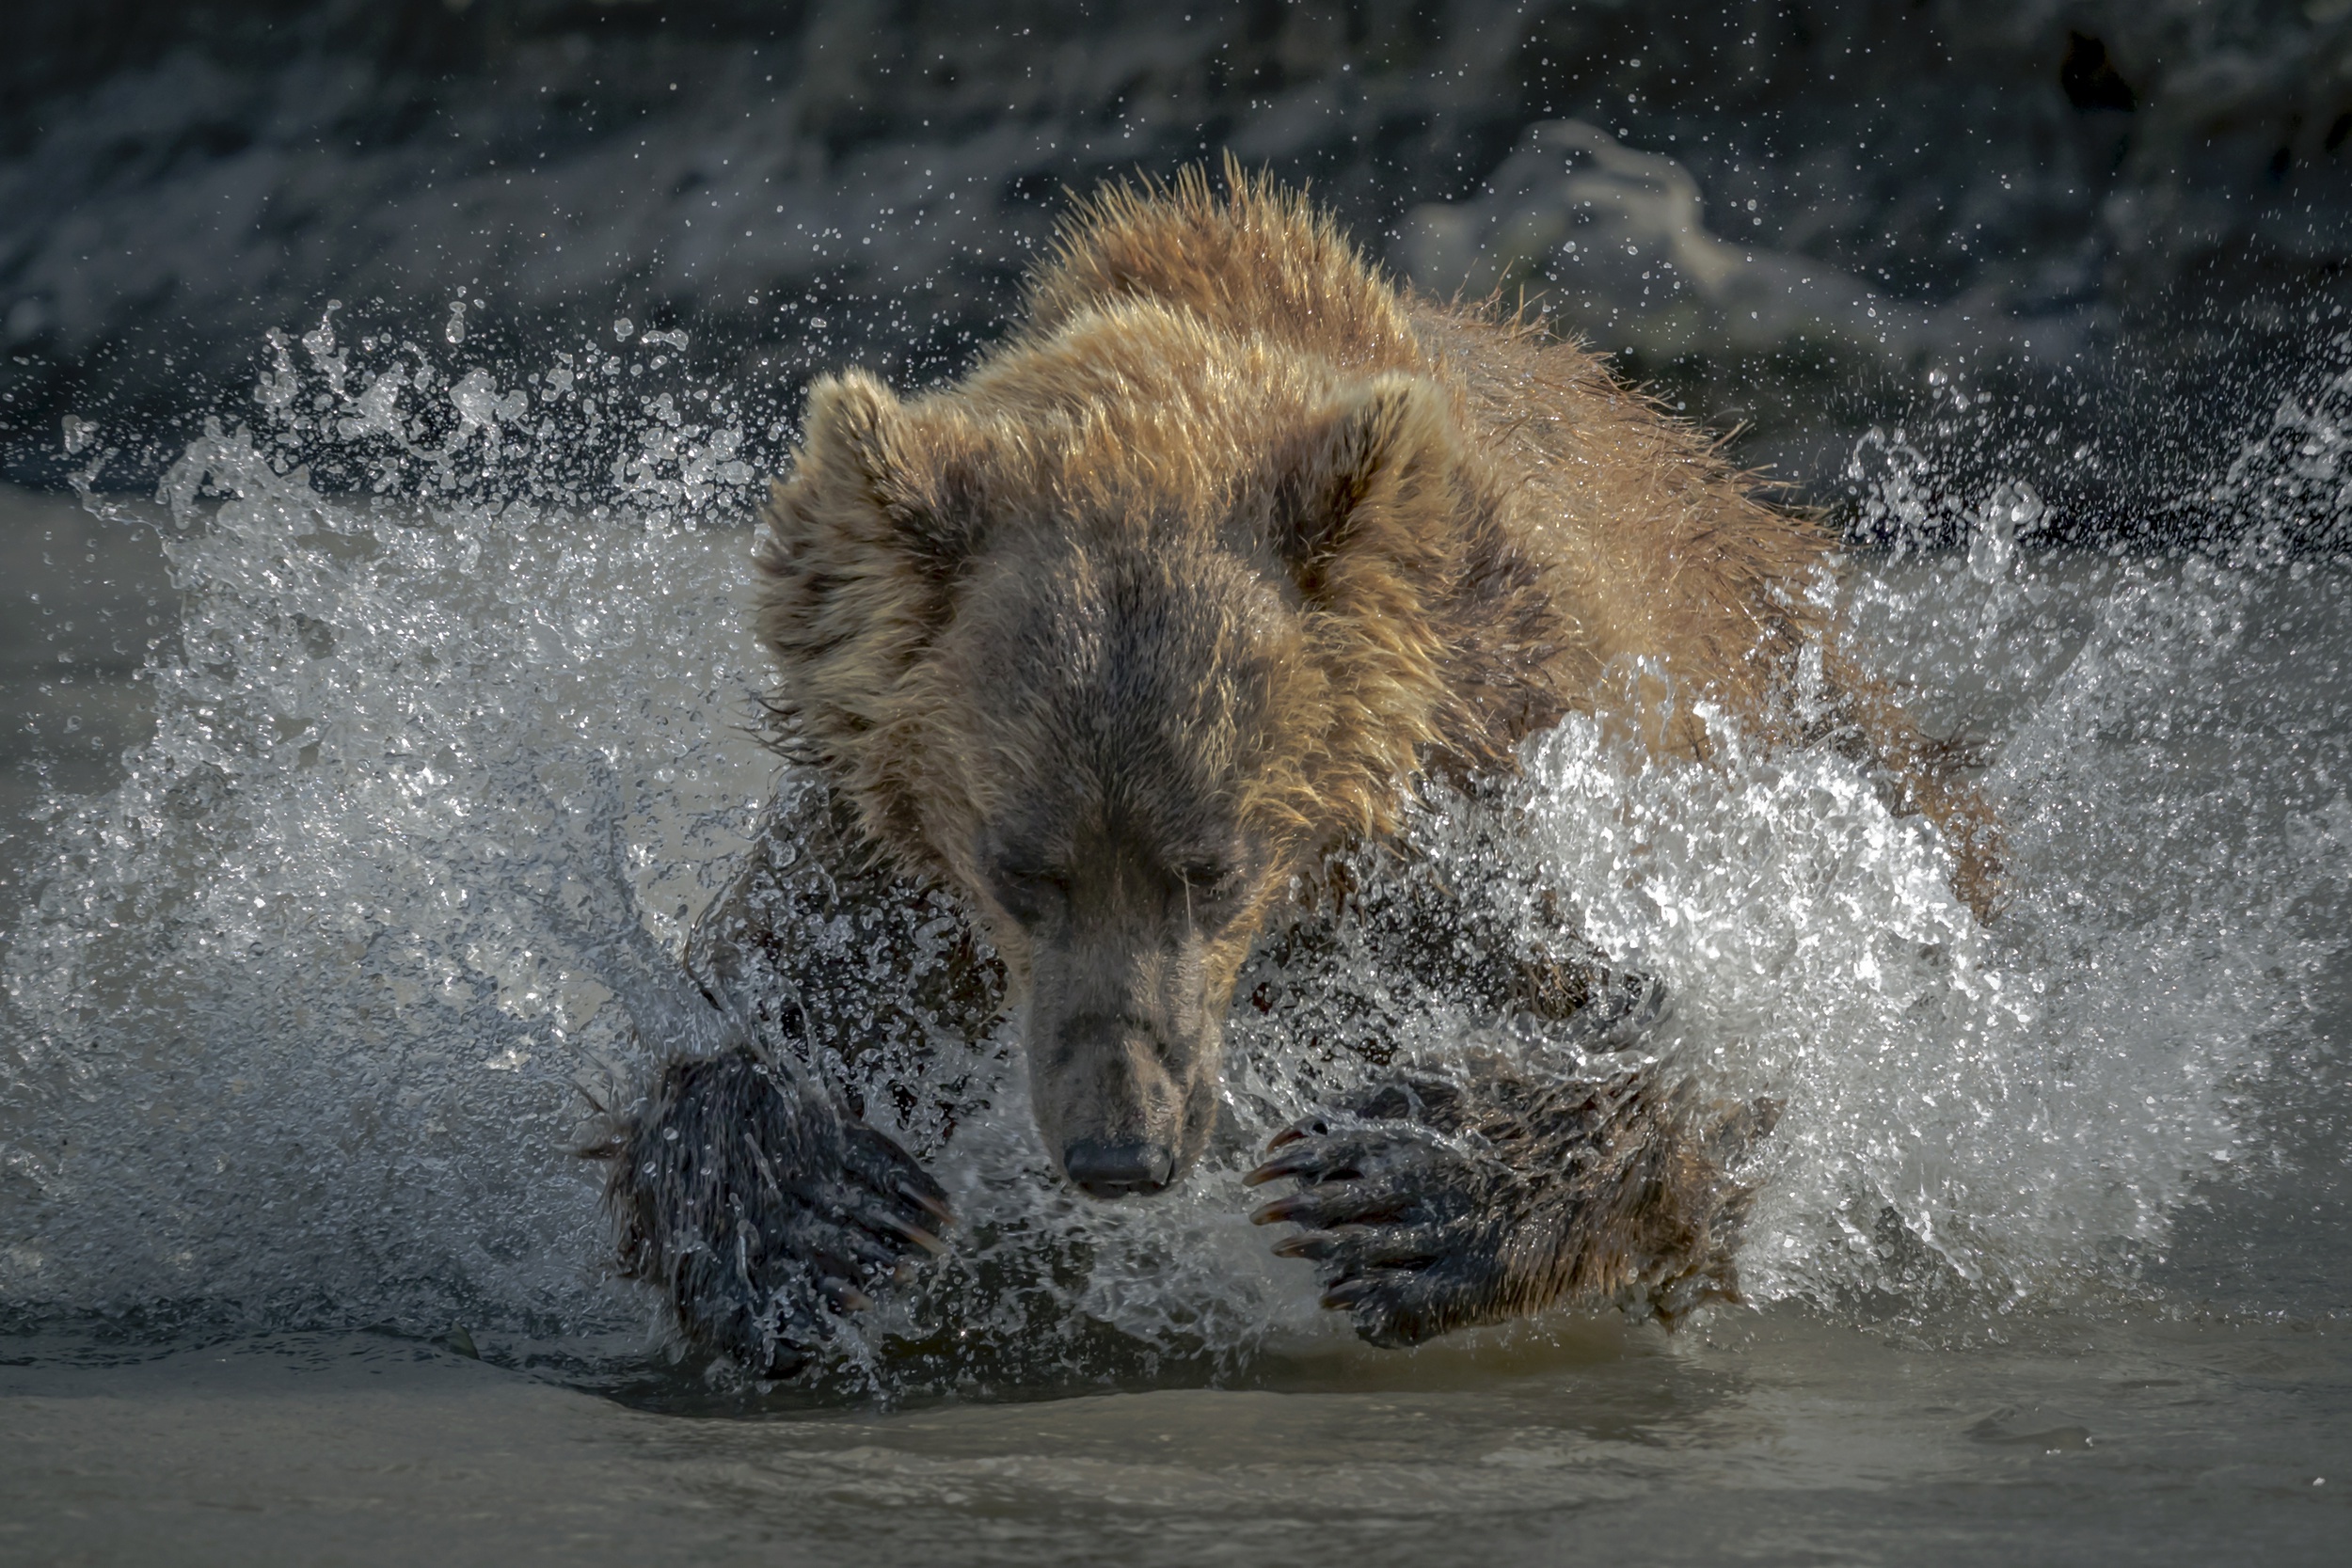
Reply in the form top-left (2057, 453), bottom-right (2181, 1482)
top-left (1178, 862), bottom-right (1243, 912)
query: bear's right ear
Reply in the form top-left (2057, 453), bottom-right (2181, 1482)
top-left (1271, 372), bottom-right (1459, 594)
top-left (796, 370), bottom-right (987, 573)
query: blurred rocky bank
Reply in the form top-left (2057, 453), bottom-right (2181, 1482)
top-left (7, 0), bottom-right (2352, 542)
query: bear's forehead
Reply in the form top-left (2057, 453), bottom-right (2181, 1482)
top-left (962, 537), bottom-right (1294, 699)
top-left (930, 549), bottom-right (1294, 842)
top-left (970, 597), bottom-right (1261, 769)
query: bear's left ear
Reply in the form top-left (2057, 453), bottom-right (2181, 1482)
top-left (797, 369), bottom-right (989, 574)
top-left (1272, 372), bottom-right (1459, 589)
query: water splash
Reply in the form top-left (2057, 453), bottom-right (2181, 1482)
top-left (3, 323), bottom-right (2347, 1389)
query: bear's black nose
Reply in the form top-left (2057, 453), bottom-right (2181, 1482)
top-left (1063, 1139), bottom-right (1174, 1198)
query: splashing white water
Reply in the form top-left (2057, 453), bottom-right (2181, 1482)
top-left (3, 323), bottom-right (2348, 1386)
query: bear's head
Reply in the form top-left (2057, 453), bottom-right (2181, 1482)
top-left (755, 309), bottom-right (1541, 1196)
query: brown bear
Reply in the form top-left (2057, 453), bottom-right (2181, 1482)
top-left (596, 164), bottom-right (1995, 1377)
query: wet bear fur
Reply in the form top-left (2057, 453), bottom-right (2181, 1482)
top-left (599, 164), bottom-right (1996, 1374)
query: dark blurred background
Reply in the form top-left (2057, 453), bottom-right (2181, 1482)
top-left (4, 0), bottom-right (2351, 529)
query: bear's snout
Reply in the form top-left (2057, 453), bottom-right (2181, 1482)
top-left (1031, 1007), bottom-right (1209, 1199)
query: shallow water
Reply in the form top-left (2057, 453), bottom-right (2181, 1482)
top-left (3, 1312), bottom-right (2346, 1565)
top-left (3, 323), bottom-right (2350, 1560)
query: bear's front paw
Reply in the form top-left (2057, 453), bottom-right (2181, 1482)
top-left (1244, 1107), bottom-right (1519, 1349)
top-left (607, 1049), bottom-right (951, 1378)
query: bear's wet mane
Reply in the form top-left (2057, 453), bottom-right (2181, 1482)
top-left (1022, 157), bottom-right (1420, 372)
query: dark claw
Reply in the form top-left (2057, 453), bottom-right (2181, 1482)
top-left (882, 1215), bottom-right (947, 1255)
top-left (1278, 1223), bottom-right (1440, 1269)
top-left (1246, 1134), bottom-right (1359, 1188)
top-left (1244, 1145), bottom-right (1322, 1187)
top-left (1262, 1116), bottom-right (1330, 1153)
top-left (1250, 1192), bottom-right (1315, 1226)
top-left (840, 1190), bottom-right (945, 1258)
top-left (1271, 1227), bottom-right (1358, 1262)
top-left (898, 1180), bottom-right (955, 1227)
top-left (1251, 1174), bottom-right (1419, 1230)
top-left (1247, 1122), bottom-right (1434, 1192)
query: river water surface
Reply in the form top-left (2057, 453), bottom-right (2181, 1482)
top-left (2, 327), bottom-right (2348, 1562)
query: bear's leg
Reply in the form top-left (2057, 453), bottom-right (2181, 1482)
top-left (1246, 1041), bottom-right (1776, 1347)
top-left (602, 1047), bottom-right (950, 1377)
top-left (686, 777), bottom-right (1007, 1109)
top-left (601, 776), bottom-right (1004, 1374)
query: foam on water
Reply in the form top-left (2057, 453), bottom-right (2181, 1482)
top-left (3, 319), bottom-right (2347, 1389)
